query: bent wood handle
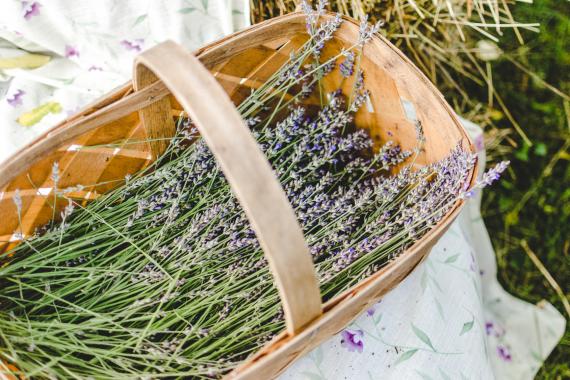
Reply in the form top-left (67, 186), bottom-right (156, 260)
top-left (133, 40), bottom-right (322, 334)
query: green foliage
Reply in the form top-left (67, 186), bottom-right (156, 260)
top-left (479, 0), bottom-right (570, 377)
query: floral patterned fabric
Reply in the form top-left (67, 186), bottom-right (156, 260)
top-left (0, 2), bottom-right (565, 379)
top-left (0, 0), bottom-right (249, 162)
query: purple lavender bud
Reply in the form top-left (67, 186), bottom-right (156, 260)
top-left (339, 51), bottom-right (355, 77)
top-left (481, 161), bottom-right (510, 186)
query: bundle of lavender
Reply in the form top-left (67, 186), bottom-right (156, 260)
top-left (0, 3), bottom-right (507, 379)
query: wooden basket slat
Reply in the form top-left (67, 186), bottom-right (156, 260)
top-left (77, 112), bottom-right (142, 147)
top-left (218, 35), bottom-right (310, 107)
top-left (17, 134), bottom-right (108, 237)
top-left (215, 46), bottom-right (276, 78)
top-left (0, 119), bottom-right (151, 243)
top-left (2, 151), bottom-right (65, 192)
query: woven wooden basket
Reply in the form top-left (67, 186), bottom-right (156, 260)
top-left (0, 12), bottom-right (476, 380)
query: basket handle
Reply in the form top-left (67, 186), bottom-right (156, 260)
top-left (133, 41), bottom-right (322, 334)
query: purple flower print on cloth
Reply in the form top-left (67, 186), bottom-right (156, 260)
top-left (366, 302), bottom-right (379, 317)
top-left (22, 1), bottom-right (41, 20)
top-left (497, 345), bottom-right (512, 362)
top-left (7, 90), bottom-right (25, 107)
top-left (340, 329), bottom-right (364, 353)
top-left (485, 321), bottom-right (505, 338)
top-left (120, 39), bottom-right (144, 52)
top-left (65, 45), bottom-right (79, 58)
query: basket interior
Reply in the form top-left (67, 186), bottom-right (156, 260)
top-left (0, 14), bottom-right (471, 254)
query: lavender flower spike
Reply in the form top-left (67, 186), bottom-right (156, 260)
top-left (13, 189), bottom-right (22, 214)
top-left (357, 16), bottom-right (385, 46)
top-left (339, 50), bottom-right (355, 77)
top-left (51, 161), bottom-right (60, 184)
top-left (301, 0), bottom-right (328, 34)
top-left (461, 160), bottom-right (510, 199)
top-left (481, 160), bottom-right (510, 186)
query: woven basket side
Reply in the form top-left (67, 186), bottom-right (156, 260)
top-left (0, 111), bottom-right (153, 253)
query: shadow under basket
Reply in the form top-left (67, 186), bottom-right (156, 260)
top-left (0, 12), bottom-right (476, 380)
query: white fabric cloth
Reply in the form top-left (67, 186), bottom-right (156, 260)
top-left (0, 2), bottom-right (565, 379)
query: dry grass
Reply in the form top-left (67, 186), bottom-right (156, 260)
top-left (250, 0), bottom-right (539, 151)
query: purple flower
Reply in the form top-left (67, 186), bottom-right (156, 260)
top-left (340, 329), bottom-right (364, 353)
top-left (366, 305), bottom-right (377, 316)
top-left (339, 51), bottom-right (355, 77)
top-left (355, 69), bottom-right (365, 90)
top-left (481, 161), bottom-right (509, 186)
top-left (358, 17), bottom-right (384, 46)
top-left (485, 321), bottom-right (505, 337)
top-left (120, 39), bottom-right (144, 52)
top-left (22, 1), bottom-right (41, 20)
top-left (7, 90), bottom-right (25, 107)
top-left (462, 189), bottom-right (477, 199)
top-left (497, 345), bottom-right (512, 362)
top-left (65, 45), bottom-right (79, 58)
